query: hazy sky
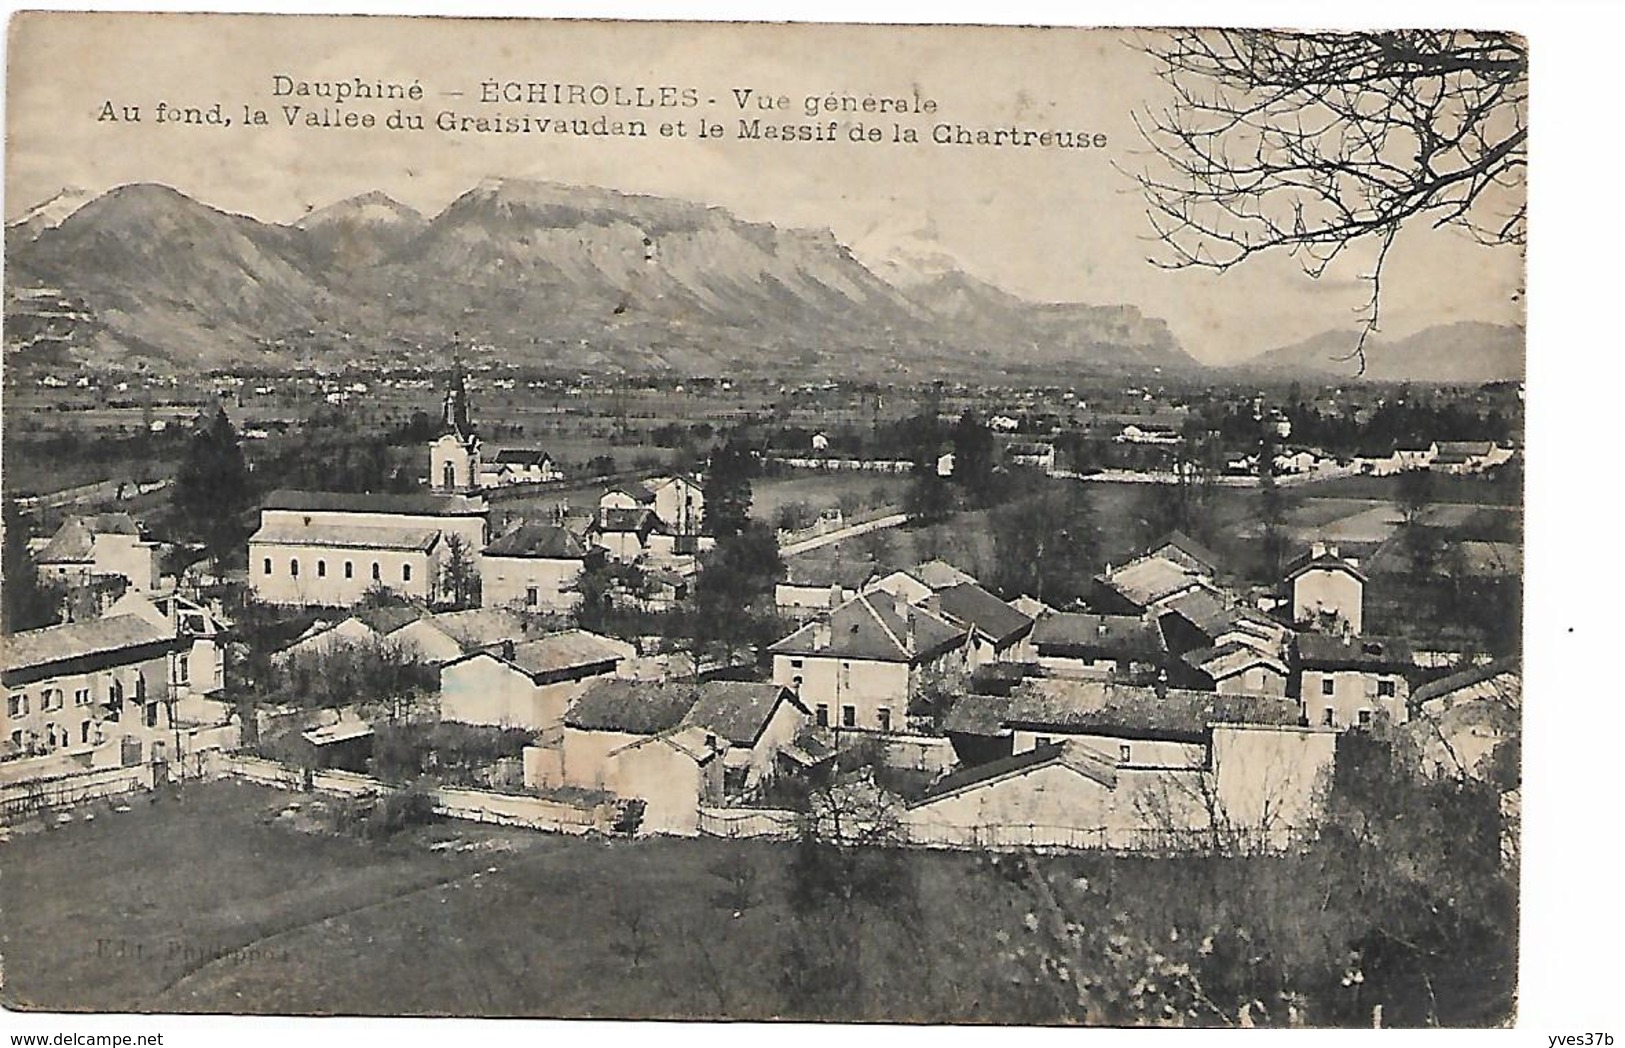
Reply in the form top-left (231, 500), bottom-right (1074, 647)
top-left (5, 13), bottom-right (1525, 364)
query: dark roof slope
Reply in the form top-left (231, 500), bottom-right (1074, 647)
top-left (1284, 550), bottom-right (1369, 583)
top-left (484, 523), bottom-right (590, 559)
top-left (1031, 613), bottom-right (1163, 660)
top-left (926, 583), bottom-right (1034, 648)
top-left (1004, 678), bottom-right (1300, 741)
top-left (1295, 633), bottom-right (1414, 671)
top-left (768, 592), bottom-right (967, 663)
top-left (565, 679), bottom-right (700, 735)
top-left (1411, 657), bottom-right (1521, 706)
top-left (261, 489), bottom-right (488, 517)
top-left (681, 682), bottom-right (803, 746)
top-left (1150, 530), bottom-right (1223, 575)
top-left (4, 614), bottom-right (176, 684)
top-left (491, 448), bottom-right (554, 465)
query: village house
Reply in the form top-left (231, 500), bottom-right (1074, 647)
top-left (2, 614), bottom-right (183, 773)
top-left (1030, 612), bottom-right (1165, 680)
top-left (921, 582), bottom-right (1036, 669)
top-left (1394, 441), bottom-right (1439, 471)
top-left (389, 607), bottom-right (532, 666)
top-left (32, 512), bottom-right (162, 595)
top-left (768, 590), bottom-right (970, 733)
top-left (439, 630), bottom-right (627, 732)
top-left (1174, 643), bottom-right (1290, 697)
top-left (676, 681), bottom-right (810, 794)
top-left (1432, 441), bottom-right (1515, 475)
top-left (775, 558), bottom-right (879, 621)
top-left (913, 684), bottom-right (1333, 851)
top-left (272, 605), bottom-right (427, 665)
top-left (477, 448), bottom-right (563, 488)
top-left (247, 489), bottom-right (490, 607)
top-left (102, 591), bottom-right (229, 715)
top-left (1005, 442), bottom-right (1057, 474)
top-left (863, 559), bottom-right (978, 606)
top-left (1093, 554), bottom-right (1222, 618)
top-left (1284, 542), bottom-right (1367, 636)
top-left (597, 473), bottom-right (706, 543)
top-left (1294, 633), bottom-right (1414, 730)
top-left (1407, 658), bottom-right (1520, 780)
top-left (480, 522), bottom-right (602, 613)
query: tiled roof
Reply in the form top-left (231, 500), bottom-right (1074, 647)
top-left (565, 678), bottom-right (700, 735)
top-left (261, 489), bottom-right (488, 517)
top-left (3, 614), bottom-right (175, 679)
top-left (1410, 657), bottom-right (1521, 707)
top-left (491, 448), bottom-right (553, 466)
top-left (919, 740), bottom-right (1119, 802)
top-left (484, 523), bottom-right (590, 559)
top-left (1284, 551), bottom-right (1369, 583)
top-left (605, 483), bottom-right (658, 505)
top-left (498, 630), bottom-right (625, 681)
top-left (912, 560), bottom-right (978, 590)
top-left (1031, 612), bottom-right (1163, 660)
top-left (681, 682), bottom-right (802, 747)
top-left (1295, 633), bottom-right (1414, 671)
top-left (925, 583), bottom-right (1033, 648)
top-left (422, 608), bottom-right (530, 651)
top-left (1003, 677), bottom-right (1300, 740)
top-left (249, 521), bottom-right (442, 552)
top-left (768, 592), bottom-right (967, 663)
top-left (782, 557), bottom-right (879, 589)
top-left (35, 518), bottom-right (96, 563)
top-left (1181, 642), bottom-right (1288, 681)
top-left (1434, 441), bottom-right (1497, 463)
top-left (1157, 587), bottom-right (1233, 635)
top-left (1149, 530), bottom-right (1223, 575)
top-left (353, 605), bottom-right (429, 636)
top-left (1102, 556), bottom-right (1206, 607)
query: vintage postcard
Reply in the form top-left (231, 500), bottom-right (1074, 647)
top-left (1, 12), bottom-right (1525, 1029)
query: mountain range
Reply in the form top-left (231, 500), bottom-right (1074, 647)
top-left (1239, 321), bottom-right (1525, 385)
top-left (4, 179), bottom-right (1193, 378)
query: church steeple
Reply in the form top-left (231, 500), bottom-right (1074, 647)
top-left (429, 365), bottom-right (482, 493)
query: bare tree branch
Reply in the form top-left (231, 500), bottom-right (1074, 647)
top-left (1127, 30), bottom-right (1527, 371)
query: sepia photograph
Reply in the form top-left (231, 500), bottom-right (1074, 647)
top-left (0, 4), bottom-right (1562, 1036)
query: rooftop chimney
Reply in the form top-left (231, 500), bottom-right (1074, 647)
top-left (1310, 540), bottom-right (1327, 559)
top-left (813, 620), bottom-right (832, 649)
top-left (501, 638), bottom-right (516, 661)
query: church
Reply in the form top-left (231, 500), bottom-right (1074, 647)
top-left (429, 371), bottom-right (482, 493)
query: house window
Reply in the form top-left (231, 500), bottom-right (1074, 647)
top-left (75, 688), bottom-right (91, 707)
top-left (841, 705), bottom-right (856, 728)
top-left (135, 674), bottom-right (147, 700)
top-left (109, 678), bottom-right (123, 707)
top-left (263, 558), bottom-right (272, 575)
top-left (1119, 744), bottom-right (1132, 764)
top-left (1377, 679), bottom-right (1396, 698)
top-left (790, 659), bottom-right (804, 669)
top-left (345, 561), bottom-right (354, 579)
top-left (80, 720), bottom-right (92, 744)
top-left (372, 562), bottom-right (381, 581)
top-left (792, 675), bottom-right (804, 694)
top-left (877, 707), bottom-right (892, 732)
top-left (840, 663), bottom-right (852, 693)
top-left (1322, 708), bottom-right (1335, 727)
top-left (1320, 677), bottom-right (1335, 696)
top-left (1358, 709), bottom-right (1373, 727)
top-left (42, 689), bottom-right (61, 712)
top-left (317, 560), bottom-right (327, 578)
top-left (290, 558), bottom-right (299, 578)
top-left (526, 587), bottom-right (539, 607)
top-left (402, 564), bottom-right (412, 583)
top-left (1036, 736), bottom-right (1051, 748)
top-left (815, 704), bottom-right (829, 727)
top-left (145, 703), bottom-right (158, 728)
top-left (6, 694), bottom-right (23, 718)
top-left (443, 461), bottom-right (457, 491)
top-left (177, 655), bottom-right (190, 684)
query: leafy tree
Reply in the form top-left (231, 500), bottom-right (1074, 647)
top-left (991, 482), bottom-right (1098, 606)
top-left (904, 469), bottom-right (954, 526)
top-left (704, 436), bottom-right (756, 540)
top-left (2, 503), bottom-right (62, 633)
top-left (692, 520), bottom-right (786, 662)
top-left (950, 409), bottom-right (996, 501)
top-left (438, 534), bottom-right (481, 609)
top-left (172, 407), bottom-right (254, 573)
top-left (1134, 30), bottom-right (1526, 367)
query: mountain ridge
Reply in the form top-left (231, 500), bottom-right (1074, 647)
top-left (5, 179), bottom-right (1198, 377)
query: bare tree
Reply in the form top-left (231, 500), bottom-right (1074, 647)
top-left (1131, 30), bottom-right (1527, 369)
